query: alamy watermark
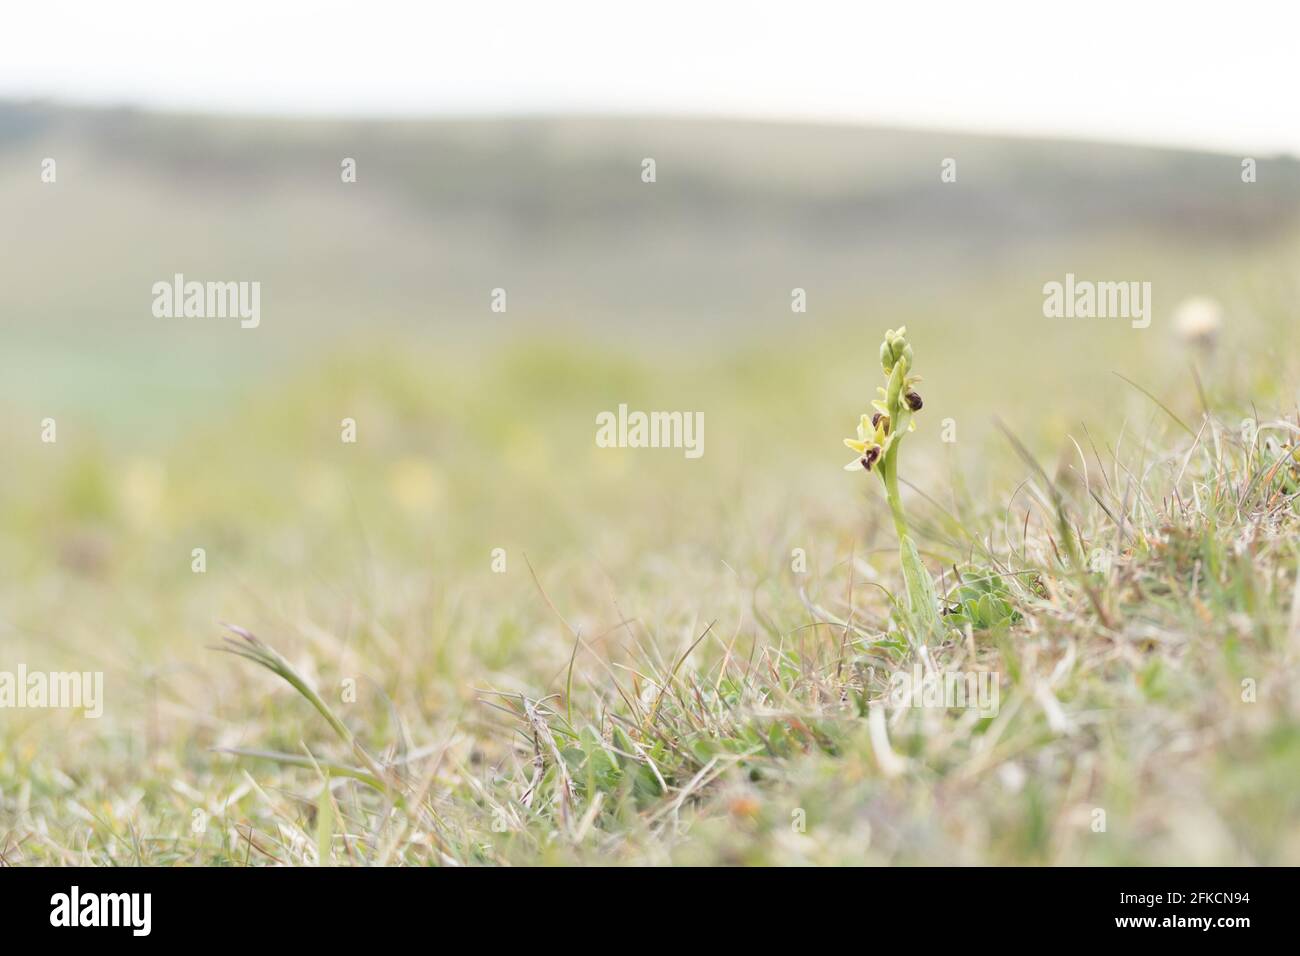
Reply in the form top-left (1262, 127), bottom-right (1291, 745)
top-left (595, 404), bottom-right (704, 459)
top-left (1042, 273), bottom-right (1151, 329)
top-left (50, 886), bottom-right (150, 935)
top-left (0, 665), bottom-right (103, 718)
top-left (888, 664), bottom-right (999, 717)
top-left (152, 273), bottom-right (260, 329)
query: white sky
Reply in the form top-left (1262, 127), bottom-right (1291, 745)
top-left (3, 0), bottom-right (1298, 155)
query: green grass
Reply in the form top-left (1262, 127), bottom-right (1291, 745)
top-left (2, 269), bottom-right (1300, 864)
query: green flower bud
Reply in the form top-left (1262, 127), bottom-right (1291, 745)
top-left (880, 327), bottom-right (913, 374)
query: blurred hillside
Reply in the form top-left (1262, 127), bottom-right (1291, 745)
top-left (2, 102), bottom-right (1299, 440)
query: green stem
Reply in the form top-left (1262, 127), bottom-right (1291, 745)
top-left (879, 436), bottom-right (942, 641)
top-left (880, 447), bottom-right (909, 542)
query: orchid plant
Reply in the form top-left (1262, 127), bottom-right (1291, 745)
top-left (843, 326), bottom-right (944, 642)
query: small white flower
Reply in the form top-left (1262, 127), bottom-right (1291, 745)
top-left (1173, 296), bottom-right (1223, 347)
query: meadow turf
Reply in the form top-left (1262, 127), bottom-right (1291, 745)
top-left (2, 263), bottom-right (1299, 865)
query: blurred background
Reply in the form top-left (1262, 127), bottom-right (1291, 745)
top-left (2, 1), bottom-right (1299, 864)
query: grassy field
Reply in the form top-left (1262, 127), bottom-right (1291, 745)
top-left (2, 109), bottom-right (1300, 866)
top-left (4, 296), bottom-right (1300, 865)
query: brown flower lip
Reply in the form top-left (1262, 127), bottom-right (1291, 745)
top-left (905, 390), bottom-right (923, 411)
top-left (860, 446), bottom-right (882, 471)
top-left (871, 412), bottom-right (890, 434)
